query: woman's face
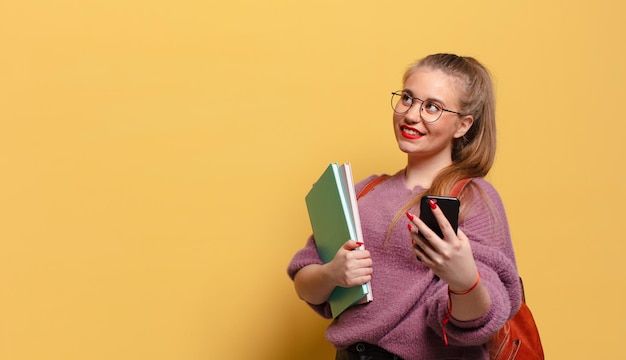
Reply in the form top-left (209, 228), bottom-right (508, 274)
top-left (393, 67), bottom-right (472, 161)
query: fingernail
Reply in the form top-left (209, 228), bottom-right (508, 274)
top-left (429, 199), bottom-right (437, 209)
top-left (405, 212), bottom-right (414, 221)
top-left (407, 224), bottom-right (412, 231)
top-left (356, 241), bottom-right (364, 246)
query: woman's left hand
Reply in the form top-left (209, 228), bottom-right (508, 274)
top-left (407, 202), bottom-right (479, 293)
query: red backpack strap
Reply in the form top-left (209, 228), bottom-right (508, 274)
top-left (356, 175), bottom-right (389, 200)
top-left (449, 178), bottom-right (473, 198)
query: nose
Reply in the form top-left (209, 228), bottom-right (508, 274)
top-left (403, 103), bottom-right (423, 124)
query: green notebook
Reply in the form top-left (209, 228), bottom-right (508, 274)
top-left (305, 162), bottom-right (372, 318)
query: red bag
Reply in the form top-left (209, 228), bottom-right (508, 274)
top-left (487, 278), bottom-right (544, 360)
top-left (358, 176), bottom-right (545, 359)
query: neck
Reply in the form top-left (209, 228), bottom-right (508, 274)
top-left (404, 155), bottom-right (452, 189)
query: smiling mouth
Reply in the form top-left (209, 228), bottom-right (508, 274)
top-left (401, 125), bottom-right (424, 138)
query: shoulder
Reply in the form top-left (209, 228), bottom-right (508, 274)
top-left (354, 169), bottom-right (404, 194)
top-left (355, 174), bottom-right (382, 191)
top-left (469, 177), bottom-right (497, 191)
top-left (467, 178), bottom-right (503, 203)
top-left (461, 177), bottom-right (509, 224)
top-left (463, 178), bottom-right (510, 229)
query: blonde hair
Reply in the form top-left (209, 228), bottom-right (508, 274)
top-left (386, 54), bottom-right (497, 240)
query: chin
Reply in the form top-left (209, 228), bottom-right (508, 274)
top-left (396, 142), bottom-right (416, 154)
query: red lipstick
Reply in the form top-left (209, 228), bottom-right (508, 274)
top-left (400, 125), bottom-right (423, 140)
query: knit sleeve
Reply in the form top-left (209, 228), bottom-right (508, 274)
top-left (425, 179), bottom-right (522, 345)
top-left (286, 235), bottom-right (333, 318)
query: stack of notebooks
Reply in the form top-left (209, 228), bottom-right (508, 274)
top-left (305, 162), bottom-right (373, 318)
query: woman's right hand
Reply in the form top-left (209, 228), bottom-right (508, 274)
top-left (327, 240), bottom-right (373, 288)
top-left (293, 240), bottom-right (372, 305)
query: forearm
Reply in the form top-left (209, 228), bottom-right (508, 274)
top-left (293, 263), bottom-right (336, 305)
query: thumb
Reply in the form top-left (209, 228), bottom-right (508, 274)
top-left (343, 239), bottom-right (364, 251)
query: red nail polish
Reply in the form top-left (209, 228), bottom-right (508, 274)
top-left (356, 241), bottom-right (364, 246)
top-left (429, 199), bottom-right (437, 209)
top-left (407, 224), bottom-right (412, 231)
top-left (406, 212), bottom-right (414, 221)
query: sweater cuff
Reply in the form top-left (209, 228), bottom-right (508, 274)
top-left (435, 272), bottom-right (512, 346)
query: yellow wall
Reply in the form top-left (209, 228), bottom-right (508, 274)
top-left (1, 1), bottom-right (624, 359)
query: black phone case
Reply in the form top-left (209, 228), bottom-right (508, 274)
top-left (419, 196), bottom-right (460, 238)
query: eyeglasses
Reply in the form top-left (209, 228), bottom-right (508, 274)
top-left (390, 91), bottom-right (465, 123)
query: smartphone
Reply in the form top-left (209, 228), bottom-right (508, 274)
top-left (419, 196), bottom-right (460, 238)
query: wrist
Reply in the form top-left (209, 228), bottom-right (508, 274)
top-left (448, 272), bottom-right (481, 295)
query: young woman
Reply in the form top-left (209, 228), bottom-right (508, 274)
top-left (288, 53), bottom-right (522, 360)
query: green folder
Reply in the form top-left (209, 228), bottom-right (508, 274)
top-left (305, 162), bottom-right (372, 318)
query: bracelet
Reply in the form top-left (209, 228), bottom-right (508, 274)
top-left (448, 272), bottom-right (481, 295)
top-left (442, 272), bottom-right (481, 345)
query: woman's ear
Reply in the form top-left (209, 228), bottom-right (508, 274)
top-left (453, 115), bottom-right (474, 138)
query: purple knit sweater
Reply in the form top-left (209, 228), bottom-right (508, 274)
top-left (287, 170), bottom-right (522, 360)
